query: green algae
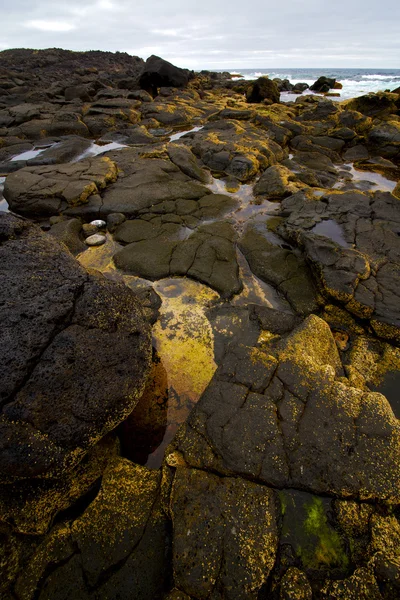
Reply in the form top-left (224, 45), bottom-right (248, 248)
top-left (279, 490), bottom-right (350, 573)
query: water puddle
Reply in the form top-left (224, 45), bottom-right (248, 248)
top-left (233, 249), bottom-right (291, 310)
top-left (207, 177), bottom-right (280, 233)
top-left (74, 141), bottom-right (128, 161)
top-left (311, 219), bottom-right (349, 247)
top-left (143, 278), bottom-right (219, 467)
top-left (279, 489), bottom-right (350, 573)
top-left (77, 238), bottom-right (219, 468)
top-left (10, 148), bottom-right (45, 162)
top-left (335, 164), bottom-right (397, 193)
top-left (77, 233), bottom-right (123, 273)
top-left (370, 370), bottom-right (400, 419)
top-left (0, 177), bottom-right (8, 212)
top-left (169, 126), bottom-right (203, 142)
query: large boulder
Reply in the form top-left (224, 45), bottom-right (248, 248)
top-left (139, 55), bottom-right (193, 96)
top-left (246, 76), bottom-right (280, 104)
top-left (0, 213), bottom-right (151, 482)
top-left (310, 76), bottom-right (336, 93)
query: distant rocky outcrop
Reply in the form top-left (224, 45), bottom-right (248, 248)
top-left (246, 76), bottom-right (280, 104)
top-left (139, 55), bottom-right (194, 96)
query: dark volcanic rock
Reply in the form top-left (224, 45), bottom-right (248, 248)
top-left (12, 458), bottom-right (169, 600)
top-left (280, 188), bottom-right (400, 342)
top-left (310, 76), bottom-right (336, 93)
top-left (246, 76), bottom-right (280, 104)
top-left (4, 157), bottom-right (118, 217)
top-left (139, 55), bottom-right (192, 96)
top-left (170, 467), bottom-right (279, 599)
top-left (170, 315), bottom-right (400, 503)
top-left (0, 214), bottom-right (151, 482)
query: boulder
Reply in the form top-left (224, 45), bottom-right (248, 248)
top-left (139, 55), bottom-right (192, 96)
top-left (0, 214), bottom-right (151, 482)
top-left (246, 76), bottom-right (280, 104)
top-left (310, 76), bottom-right (336, 93)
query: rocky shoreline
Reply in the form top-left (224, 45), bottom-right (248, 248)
top-left (1, 48), bottom-right (400, 599)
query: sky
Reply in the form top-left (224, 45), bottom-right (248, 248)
top-left (0, 0), bottom-right (399, 69)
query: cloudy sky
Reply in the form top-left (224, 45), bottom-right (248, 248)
top-left (1, 0), bottom-right (399, 69)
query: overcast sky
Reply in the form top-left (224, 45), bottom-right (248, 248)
top-left (0, 0), bottom-right (399, 69)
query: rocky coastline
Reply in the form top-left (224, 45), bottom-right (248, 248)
top-left (1, 48), bottom-right (400, 599)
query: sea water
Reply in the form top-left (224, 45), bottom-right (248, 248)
top-left (226, 68), bottom-right (400, 100)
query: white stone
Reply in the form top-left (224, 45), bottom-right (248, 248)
top-left (90, 219), bottom-right (106, 229)
top-left (85, 234), bottom-right (106, 246)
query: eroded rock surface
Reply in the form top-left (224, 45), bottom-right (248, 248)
top-left (0, 213), bottom-right (151, 482)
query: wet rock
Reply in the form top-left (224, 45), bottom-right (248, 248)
top-left (170, 467), bottom-right (279, 599)
top-left (115, 220), bottom-right (241, 298)
top-left (254, 164), bottom-right (307, 199)
top-left (189, 120), bottom-right (285, 182)
top-left (310, 76), bottom-right (336, 93)
top-left (82, 223), bottom-right (98, 237)
top-left (167, 142), bottom-right (211, 183)
top-left (0, 214), bottom-right (151, 482)
top-left (320, 567), bottom-right (382, 599)
top-left (344, 92), bottom-right (400, 119)
top-left (293, 82), bottom-right (310, 93)
top-left (239, 224), bottom-right (319, 315)
top-left (343, 144), bottom-right (370, 161)
top-left (27, 137), bottom-right (92, 165)
top-left (0, 435), bottom-right (117, 535)
top-left (171, 315), bottom-right (400, 502)
top-left (368, 121), bottom-right (400, 159)
top-left (246, 76), bottom-right (280, 104)
top-left (100, 155), bottom-right (209, 216)
top-left (49, 217), bottom-right (86, 254)
top-left (106, 211), bottom-right (126, 232)
top-left (250, 305), bottom-right (301, 334)
top-left (4, 157), bottom-right (118, 217)
top-left (85, 233), bottom-right (106, 246)
top-left (280, 188), bottom-right (400, 342)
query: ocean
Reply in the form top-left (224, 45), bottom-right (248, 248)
top-left (226, 68), bottom-right (400, 101)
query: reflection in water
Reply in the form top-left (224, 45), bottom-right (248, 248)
top-left (145, 278), bottom-right (218, 467)
top-left (279, 489), bottom-right (350, 574)
top-left (207, 176), bottom-right (280, 233)
top-left (78, 233), bottom-right (220, 468)
top-left (335, 164), bottom-right (397, 193)
top-left (169, 126), bottom-right (203, 142)
top-left (74, 141), bottom-right (128, 162)
top-left (119, 353), bottom-right (169, 467)
top-left (77, 234), bottom-right (123, 273)
top-left (233, 249), bottom-right (290, 310)
top-left (0, 177), bottom-right (8, 212)
top-left (311, 219), bottom-right (349, 248)
top-left (10, 148), bottom-right (45, 162)
top-left (370, 370), bottom-right (400, 419)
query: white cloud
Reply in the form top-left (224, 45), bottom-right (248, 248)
top-left (24, 19), bottom-right (76, 32)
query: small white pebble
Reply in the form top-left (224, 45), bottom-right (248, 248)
top-left (90, 219), bottom-right (106, 228)
top-left (85, 234), bottom-right (106, 246)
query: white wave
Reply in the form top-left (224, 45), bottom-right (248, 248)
top-left (361, 74), bottom-right (400, 80)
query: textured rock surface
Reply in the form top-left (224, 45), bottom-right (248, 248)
top-left (4, 157), bottom-right (117, 216)
top-left (170, 316), bottom-right (400, 502)
top-left (0, 213), bottom-right (151, 482)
